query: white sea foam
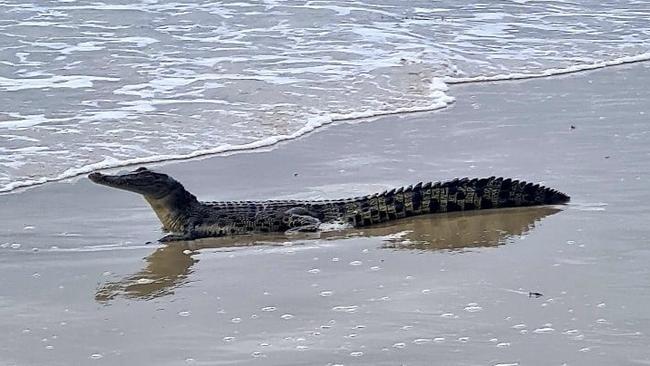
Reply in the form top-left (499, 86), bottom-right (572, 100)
top-left (0, 75), bottom-right (119, 91)
top-left (446, 53), bottom-right (650, 84)
top-left (0, 77), bottom-right (454, 193)
top-left (2, 0), bottom-right (650, 193)
top-left (2, 114), bottom-right (70, 128)
top-left (118, 37), bottom-right (159, 47)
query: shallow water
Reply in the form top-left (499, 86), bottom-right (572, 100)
top-left (1, 63), bottom-right (650, 365)
top-left (1, 206), bottom-right (575, 366)
top-left (2, 0), bottom-right (650, 191)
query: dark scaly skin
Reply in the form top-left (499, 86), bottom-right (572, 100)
top-left (88, 167), bottom-right (570, 242)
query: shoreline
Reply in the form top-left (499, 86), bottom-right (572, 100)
top-left (2, 61), bottom-right (650, 366)
top-left (3, 58), bottom-right (650, 196)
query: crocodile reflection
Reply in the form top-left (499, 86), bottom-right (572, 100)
top-left (95, 206), bottom-right (560, 302)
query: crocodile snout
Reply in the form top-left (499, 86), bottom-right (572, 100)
top-left (88, 172), bottom-right (105, 183)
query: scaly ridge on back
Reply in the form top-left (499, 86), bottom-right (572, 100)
top-left (322, 176), bottom-right (569, 227)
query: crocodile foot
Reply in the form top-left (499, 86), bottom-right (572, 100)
top-left (283, 207), bottom-right (321, 233)
top-left (159, 232), bottom-right (196, 242)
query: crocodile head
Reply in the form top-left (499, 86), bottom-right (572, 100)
top-left (90, 167), bottom-right (198, 233)
top-left (88, 167), bottom-right (182, 199)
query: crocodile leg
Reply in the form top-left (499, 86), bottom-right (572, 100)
top-left (283, 207), bottom-right (322, 233)
top-left (285, 215), bottom-right (321, 233)
top-left (158, 216), bottom-right (201, 242)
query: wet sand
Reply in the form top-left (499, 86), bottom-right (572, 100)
top-left (2, 63), bottom-right (650, 365)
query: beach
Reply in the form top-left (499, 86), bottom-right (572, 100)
top-left (1, 62), bottom-right (649, 365)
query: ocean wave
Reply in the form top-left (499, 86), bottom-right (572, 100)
top-left (0, 78), bottom-right (455, 193)
top-left (1, 0), bottom-right (650, 194)
top-left (445, 52), bottom-right (650, 84)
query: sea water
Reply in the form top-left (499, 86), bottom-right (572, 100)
top-left (1, 0), bottom-right (649, 192)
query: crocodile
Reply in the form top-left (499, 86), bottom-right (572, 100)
top-left (88, 167), bottom-right (570, 242)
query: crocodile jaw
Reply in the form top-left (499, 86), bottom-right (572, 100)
top-left (88, 171), bottom-right (162, 196)
top-left (89, 172), bottom-right (133, 191)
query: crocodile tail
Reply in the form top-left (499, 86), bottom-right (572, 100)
top-left (339, 177), bottom-right (569, 227)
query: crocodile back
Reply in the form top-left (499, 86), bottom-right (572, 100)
top-left (201, 177), bottom-right (569, 228)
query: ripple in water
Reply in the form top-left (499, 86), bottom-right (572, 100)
top-left (332, 305), bottom-right (358, 313)
top-left (251, 351), bottom-right (266, 358)
top-left (464, 303), bottom-right (483, 312)
top-left (412, 338), bottom-right (432, 345)
top-left (533, 327), bottom-right (555, 334)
